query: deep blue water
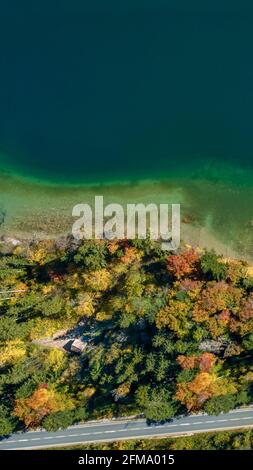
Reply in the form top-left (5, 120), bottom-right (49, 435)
top-left (0, 1), bottom-right (253, 183)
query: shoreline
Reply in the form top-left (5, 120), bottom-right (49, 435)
top-left (1, 172), bottom-right (253, 261)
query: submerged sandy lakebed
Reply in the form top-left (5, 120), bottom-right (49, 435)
top-left (1, 171), bottom-right (253, 261)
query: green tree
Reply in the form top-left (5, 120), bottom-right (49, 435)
top-left (74, 406), bottom-right (88, 422)
top-left (0, 406), bottom-right (16, 436)
top-left (136, 388), bottom-right (178, 422)
top-left (204, 394), bottom-right (236, 415)
top-left (42, 410), bottom-right (74, 431)
top-left (73, 241), bottom-right (107, 270)
top-left (200, 250), bottom-right (227, 281)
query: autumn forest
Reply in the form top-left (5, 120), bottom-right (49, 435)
top-left (0, 236), bottom-right (253, 435)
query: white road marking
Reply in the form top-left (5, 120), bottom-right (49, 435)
top-left (1, 413), bottom-right (253, 447)
top-left (231, 408), bottom-right (253, 413)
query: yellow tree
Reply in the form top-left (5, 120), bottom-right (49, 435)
top-left (14, 385), bottom-right (75, 428)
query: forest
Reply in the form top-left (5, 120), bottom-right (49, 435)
top-left (0, 236), bottom-right (253, 435)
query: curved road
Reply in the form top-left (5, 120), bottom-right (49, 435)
top-left (1, 407), bottom-right (253, 449)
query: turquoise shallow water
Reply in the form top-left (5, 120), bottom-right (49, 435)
top-left (0, 1), bottom-right (253, 185)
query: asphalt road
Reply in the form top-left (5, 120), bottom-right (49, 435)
top-left (1, 407), bottom-right (253, 449)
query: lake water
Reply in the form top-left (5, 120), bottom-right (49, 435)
top-left (0, 1), bottom-right (253, 185)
